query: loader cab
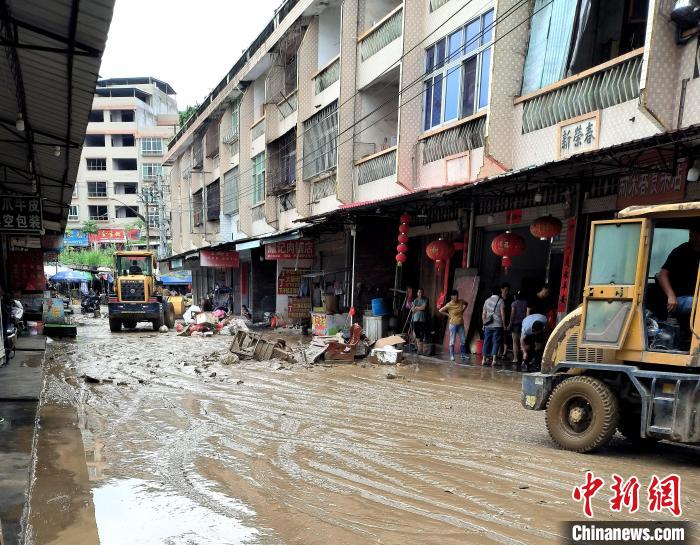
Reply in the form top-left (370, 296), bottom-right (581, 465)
top-left (114, 253), bottom-right (154, 278)
top-left (580, 208), bottom-right (700, 365)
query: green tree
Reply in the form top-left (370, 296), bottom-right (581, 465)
top-left (80, 220), bottom-right (98, 235)
top-left (179, 104), bottom-right (199, 127)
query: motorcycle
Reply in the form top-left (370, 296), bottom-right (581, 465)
top-left (81, 295), bottom-right (101, 317)
top-left (4, 299), bottom-right (23, 361)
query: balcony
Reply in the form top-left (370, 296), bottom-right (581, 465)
top-left (182, 155), bottom-right (193, 180)
top-left (222, 124), bottom-right (239, 145)
top-left (516, 48), bottom-right (643, 134)
top-left (358, 6), bottom-right (402, 62)
top-left (251, 117), bottom-right (266, 142)
top-left (421, 113), bottom-right (486, 164)
top-left (313, 56), bottom-right (340, 95)
top-left (192, 142), bottom-right (204, 169)
top-left (141, 149), bottom-right (163, 157)
top-left (278, 90), bottom-right (298, 120)
top-left (356, 147), bottom-right (397, 185)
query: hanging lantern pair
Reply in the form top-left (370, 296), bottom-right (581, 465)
top-left (530, 215), bottom-right (562, 241)
top-left (491, 231), bottom-right (526, 270)
top-left (395, 212), bottom-right (411, 266)
top-left (426, 238), bottom-right (455, 273)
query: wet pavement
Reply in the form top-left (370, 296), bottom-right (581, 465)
top-left (19, 315), bottom-right (700, 545)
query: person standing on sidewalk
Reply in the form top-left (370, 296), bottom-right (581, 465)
top-left (439, 290), bottom-right (468, 362)
top-left (481, 286), bottom-right (506, 366)
top-left (508, 290), bottom-right (528, 365)
top-left (410, 288), bottom-right (429, 354)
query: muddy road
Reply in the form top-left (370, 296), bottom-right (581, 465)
top-left (23, 316), bottom-right (700, 545)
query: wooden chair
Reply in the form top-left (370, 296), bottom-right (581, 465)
top-left (325, 323), bottom-right (362, 361)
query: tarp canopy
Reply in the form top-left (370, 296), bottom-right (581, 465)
top-left (158, 274), bottom-right (192, 285)
top-left (49, 269), bottom-right (92, 283)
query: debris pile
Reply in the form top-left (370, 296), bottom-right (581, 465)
top-left (228, 329), bottom-right (325, 365)
top-left (176, 311), bottom-right (248, 337)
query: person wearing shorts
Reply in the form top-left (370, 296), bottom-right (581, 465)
top-left (508, 290), bottom-right (528, 364)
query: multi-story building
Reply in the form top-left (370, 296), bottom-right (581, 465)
top-left (67, 77), bottom-right (178, 253)
top-left (163, 0), bottom-right (700, 333)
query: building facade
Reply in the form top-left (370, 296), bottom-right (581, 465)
top-left (163, 0), bottom-right (700, 337)
top-left (67, 77), bottom-right (178, 253)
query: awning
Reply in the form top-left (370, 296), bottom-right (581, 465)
top-left (0, 0), bottom-right (116, 232)
top-left (235, 240), bottom-right (261, 251)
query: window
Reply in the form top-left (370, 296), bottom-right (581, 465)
top-left (87, 181), bottom-right (107, 197)
top-left (423, 9), bottom-right (494, 130)
top-left (115, 205), bottom-right (139, 218)
top-left (222, 167), bottom-right (239, 214)
top-left (85, 134), bottom-right (105, 147)
top-left (86, 158), bottom-right (106, 171)
top-left (147, 210), bottom-right (159, 228)
top-left (302, 101), bottom-right (338, 180)
top-left (252, 153), bottom-right (266, 205)
top-left (110, 109), bottom-right (134, 122)
top-left (521, 0), bottom-right (648, 93)
top-left (88, 110), bottom-right (104, 122)
top-left (111, 134), bottom-right (135, 147)
top-left (206, 180), bottom-right (220, 221)
top-left (113, 158), bottom-right (137, 171)
top-left (88, 205), bottom-right (108, 221)
top-left (141, 137), bottom-right (163, 155)
top-left (142, 163), bottom-right (162, 180)
top-left (114, 182), bottom-right (138, 195)
top-left (68, 205), bottom-right (79, 220)
top-left (192, 190), bottom-right (203, 227)
top-left (269, 129), bottom-right (296, 194)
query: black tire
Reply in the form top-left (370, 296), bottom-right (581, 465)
top-left (123, 320), bottom-right (137, 329)
top-left (545, 376), bottom-right (619, 453)
top-left (153, 313), bottom-right (165, 331)
top-left (109, 318), bottom-right (122, 332)
top-left (164, 303), bottom-right (175, 329)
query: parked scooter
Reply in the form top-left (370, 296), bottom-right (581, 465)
top-left (81, 294), bottom-right (101, 317)
top-left (4, 299), bottom-right (23, 360)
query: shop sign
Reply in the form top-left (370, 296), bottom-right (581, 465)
top-left (9, 250), bottom-right (45, 291)
top-left (616, 159), bottom-right (688, 209)
top-left (200, 249), bottom-right (240, 268)
top-left (311, 313), bottom-right (327, 336)
top-left (288, 296), bottom-right (311, 319)
top-left (0, 195), bottom-right (43, 232)
top-left (557, 111), bottom-right (599, 159)
top-left (64, 228), bottom-right (89, 247)
top-left (277, 268), bottom-right (309, 295)
top-left (558, 217), bottom-right (577, 314)
top-left (265, 239), bottom-right (314, 260)
top-left (94, 228), bottom-right (126, 243)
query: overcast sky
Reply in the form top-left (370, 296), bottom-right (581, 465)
top-left (99, 0), bottom-right (281, 109)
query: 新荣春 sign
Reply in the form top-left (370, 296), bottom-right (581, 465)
top-left (557, 111), bottom-right (599, 159)
top-left (265, 239), bottom-right (314, 260)
top-left (200, 249), bottom-right (240, 268)
top-left (0, 195), bottom-right (43, 232)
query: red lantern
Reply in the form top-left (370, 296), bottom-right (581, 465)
top-left (501, 256), bottom-right (513, 269)
top-left (396, 253), bottom-right (407, 265)
top-left (397, 233), bottom-right (409, 244)
top-left (530, 215), bottom-right (562, 240)
top-left (426, 238), bottom-right (455, 273)
top-left (491, 232), bottom-right (526, 260)
top-left (400, 213), bottom-right (411, 225)
top-left (397, 243), bottom-right (409, 253)
top-left (398, 224), bottom-right (410, 234)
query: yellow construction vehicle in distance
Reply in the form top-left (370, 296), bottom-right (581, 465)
top-left (108, 250), bottom-right (176, 332)
top-left (523, 202), bottom-right (700, 452)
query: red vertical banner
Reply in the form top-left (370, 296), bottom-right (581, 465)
top-left (240, 262), bottom-right (249, 296)
top-left (558, 217), bottom-right (577, 313)
top-left (9, 250), bottom-right (45, 291)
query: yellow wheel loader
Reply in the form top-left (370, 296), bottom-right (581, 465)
top-left (108, 251), bottom-right (176, 332)
top-left (523, 202), bottom-right (700, 452)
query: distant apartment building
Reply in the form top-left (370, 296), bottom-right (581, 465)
top-left (67, 77), bottom-right (178, 249)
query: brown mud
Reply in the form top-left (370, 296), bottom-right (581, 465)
top-left (24, 316), bottom-right (700, 545)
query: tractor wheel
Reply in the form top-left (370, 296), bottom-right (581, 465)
top-left (109, 318), bottom-right (122, 332)
top-left (164, 303), bottom-right (175, 329)
top-left (123, 320), bottom-right (137, 329)
top-left (153, 313), bottom-right (165, 331)
top-left (545, 376), bottom-right (619, 453)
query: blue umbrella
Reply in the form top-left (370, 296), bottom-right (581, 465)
top-left (49, 269), bottom-right (92, 283)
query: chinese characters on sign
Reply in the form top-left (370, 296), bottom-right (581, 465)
top-left (265, 240), bottom-right (314, 260)
top-left (200, 249), bottom-right (240, 268)
top-left (277, 268), bottom-right (309, 295)
top-left (288, 297), bottom-right (311, 319)
top-left (572, 471), bottom-right (682, 518)
top-left (558, 217), bottom-right (576, 313)
top-left (557, 112), bottom-right (599, 159)
top-left (0, 196), bottom-right (43, 232)
top-left (95, 228), bottom-right (127, 243)
top-left (617, 159), bottom-right (688, 208)
top-left (65, 229), bottom-right (89, 247)
top-left (9, 251), bottom-right (45, 291)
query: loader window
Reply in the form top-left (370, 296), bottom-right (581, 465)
top-left (589, 223), bottom-right (641, 285)
top-left (115, 255), bottom-right (152, 277)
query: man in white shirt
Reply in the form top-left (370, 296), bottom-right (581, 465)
top-left (520, 313), bottom-right (547, 370)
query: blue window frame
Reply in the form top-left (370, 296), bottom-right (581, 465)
top-left (423, 8), bottom-right (494, 131)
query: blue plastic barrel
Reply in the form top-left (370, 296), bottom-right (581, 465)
top-left (371, 298), bottom-right (390, 316)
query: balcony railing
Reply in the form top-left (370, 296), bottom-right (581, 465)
top-left (517, 48), bottom-right (643, 134)
top-left (356, 147), bottom-right (397, 185)
top-left (312, 173), bottom-right (337, 201)
top-left (358, 6), bottom-right (403, 62)
top-left (251, 117), bottom-right (266, 142)
top-left (252, 204), bottom-right (265, 222)
top-left (313, 56), bottom-right (340, 94)
top-left (421, 113), bottom-right (486, 164)
top-left (278, 91), bottom-right (298, 119)
top-left (141, 149), bottom-right (163, 156)
top-left (222, 124), bottom-right (239, 145)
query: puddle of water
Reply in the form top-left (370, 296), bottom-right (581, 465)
top-left (92, 478), bottom-right (258, 545)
